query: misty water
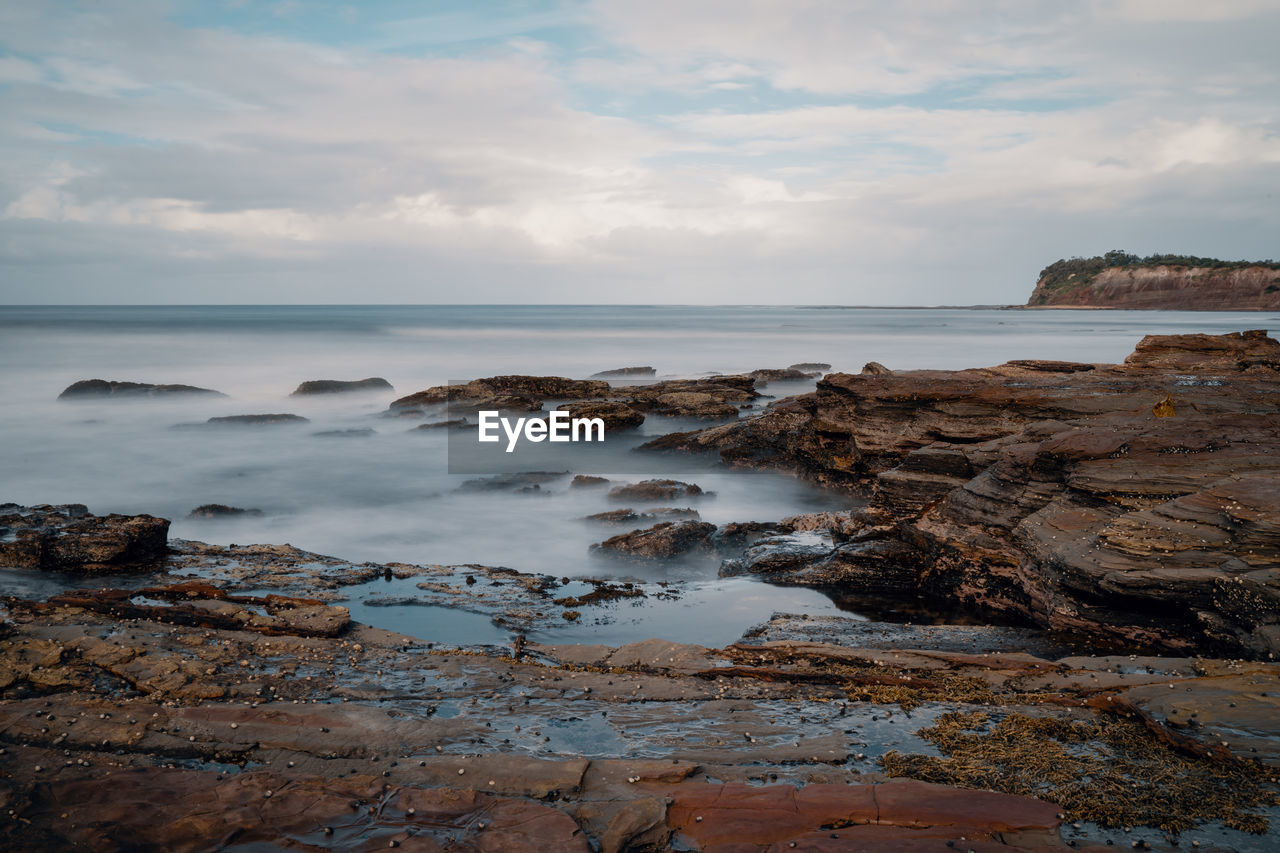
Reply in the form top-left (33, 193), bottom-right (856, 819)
top-left (2, 305), bottom-right (1275, 643)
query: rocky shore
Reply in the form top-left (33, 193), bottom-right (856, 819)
top-left (644, 331), bottom-right (1280, 661)
top-left (3, 330), bottom-right (1280, 850)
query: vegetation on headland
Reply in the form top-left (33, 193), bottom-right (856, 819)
top-left (1036, 250), bottom-right (1280, 295)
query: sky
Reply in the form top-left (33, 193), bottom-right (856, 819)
top-left (1, 0), bottom-right (1277, 305)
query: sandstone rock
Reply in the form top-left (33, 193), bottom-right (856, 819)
top-left (570, 474), bottom-right (610, 488)
top-left (556, 400), bottom-right (645, 430)
top-left (389, 375), bottom-right (610, 411)
top-left (750, 367), bottom-right (819, 384)
top-left (861, 361), bottom-right (892, 375)
top-left (58, 379), bottom-right (223, 399)
top-left (20, 769), bottom-right (589, 852)
top-left (608, 479), bottom-right (707, 502)
top-left (592, 521), bottom-right (716, 559)
top-left (790, 362), bottom-right (832, 371)
top-left (290, 377), bottom-right (393, 395)
top-left (640, 331), bottom-right (1280, 658)
top-left (0, 504), bottom-right (168, 571)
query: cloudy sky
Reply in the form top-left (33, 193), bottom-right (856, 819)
top-left (1, 0), bottom-right (1277, 304)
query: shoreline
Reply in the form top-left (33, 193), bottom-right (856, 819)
top-left (3, 328), bottom-right (1279, 850)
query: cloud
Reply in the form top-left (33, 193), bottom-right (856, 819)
top-left (0, 0), bottom-right (1277, 304)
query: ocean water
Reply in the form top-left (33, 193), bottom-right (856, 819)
top-left (1, 305), bottom-right (1274, 581)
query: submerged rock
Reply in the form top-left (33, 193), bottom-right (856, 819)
top-left (583, 507), bottom-right (702, 525)
top-left (591, 366), bottom-right (656, 378)
top-left (592, 520), bottom-right (717, 559)
top-left (182, 413), bottom-right (310, 427)
top-left (457, 471), bottom-right (569, 493)
top-left (0, 504), bottom-right (168, 571)
top-left (313, 427), bottom-right (377, 437)
top-left (58, 379), bottom-right (223, 399)
top-left (290, 377), bottom-right (393, 395)
top-left (188, 504), bottom-right (264, 519)
top-left (789, 362), bottom-right (832, 372)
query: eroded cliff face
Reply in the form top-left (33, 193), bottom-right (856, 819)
top-left (1028, 265), bottom-right (1280, 309)
top-left (644, 331), bottom-right (1280, 659)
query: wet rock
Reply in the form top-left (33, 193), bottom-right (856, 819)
top-left (649, 391), bottom-right (738, 419)
top-left (750, 367), bottom-right (820, 384)
top-left (1005, 359), bottom-right (1096, 373)
top-left (411, 419), bottom-right (467, 430)
top-left (188, 413), bottom-right (310, 427)
top-left (607, 479), bottom-right (707, 503)
top-left (720, 532), bottom-right (835, 577)
top-left (58, 379), bottom-right (224, 399)
top-left (790, 362), bottom-right (832, 372)
top-left (458, 472), bottom-right (569, 493)
top-left (640, 331), bottom-right (1280, 658)
top-left (16, 581), bottom-right (351, 638)
top-left (612, 376), bottom-right (759, 419)
top-left (389, 375), bottom-right (610, 411)
top-left (313, 427), bottom-right (377, 437)
top-left (20, 769), bottom-right (589, 852)
top-left (583, 508), bottom-right (701, 525)
top-left (556, 400), bottom-right (645, 431)
top-left (592, 521), bottom-right (717, 559)
top-left (290, 377), bottom-right (393, 395)
top-left (592, 366), bottom-right (656, 378)
top-left (713, 521), bottom-right (778, 549)
top-left (665, 779), bottom-right (1064, 851)
top-left (0, 504), bottom-right (168, 571)
top-left (188, 504), bottom-right (263, 519)
top-left (570, 475), bottom-right (611, 488)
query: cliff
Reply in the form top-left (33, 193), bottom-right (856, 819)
top-left (1028, 262), bottom-right (1280, 310)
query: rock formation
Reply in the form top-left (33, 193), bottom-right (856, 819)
top-left (643, 331), bottom-right (1280, 659)
top-left (0, 504), bottom-right (169, 571)
top-left (58, 379), bottom-right (223, 399)
top-left (1028, 263), bottom-right (1280, 309)
top-left (290, 377), bottom-right (393, 395)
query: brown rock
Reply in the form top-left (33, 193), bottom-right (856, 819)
top-left (0, 504), bottom-right (168, 571)
top-left (639, 332), bottom-right (1280, 658)
top-left (607, 479), bottom-right (706, 502)
top-left (592, 521), bottom-right (716, 559)
top-left (556, 400), bottom-right (645, 430)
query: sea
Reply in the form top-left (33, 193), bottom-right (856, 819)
top-left (1, 305), bottom-right (1274, 645)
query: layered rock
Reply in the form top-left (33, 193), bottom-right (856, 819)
top-left (1028, 264), bottom-right (1280, 310)
top-left (0, 504), bottom-right (168, 571)
top-left (643, 331), bottom-right (1280, 658)
top-left (592, 521), bottom-right (717, 559)
top-left (388, 374), bottom-right (759, 420)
